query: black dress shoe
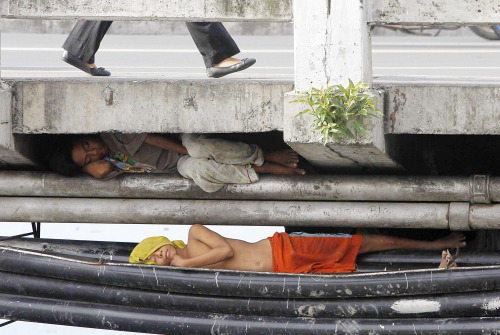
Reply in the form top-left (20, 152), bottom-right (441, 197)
top-left (206, 58), bottom-right (256, 78)
top-left (62, 51), bottom-right (111, 76)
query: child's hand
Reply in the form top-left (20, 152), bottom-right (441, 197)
top-left (82, 160), bottom-right (113, 179)
top-left (170, 255), bottom-right (185, 267)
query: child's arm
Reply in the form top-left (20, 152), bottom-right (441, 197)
top-left (82, 160), bottom-right (114, 179)
top-left (144, 135), bottom-right (188, 155)
top-left (171, 224), bottom-right (234, 268)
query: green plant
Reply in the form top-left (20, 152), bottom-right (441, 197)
top-left (293, 80), bottom-right (383, 145)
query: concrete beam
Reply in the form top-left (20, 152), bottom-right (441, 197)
top-left (370, 0), bottom-right (500, 25)
top-left (283, 90), bottom-right (403, 172)
top-left (0, 82), bottom-right (36, 167)
top-left (3, 0), bottom-right (499, 25)
top-left (1, 0), bottom-right (292, 22)
top-left (9, 79), bottom-right (291, 134)
top-left (385, 84), bottom-right (500, 135)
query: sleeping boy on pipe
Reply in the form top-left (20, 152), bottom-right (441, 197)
top-left (49, 133), bottom-right (305, 193)
top-left (129, 224), bottom-right (465, 273)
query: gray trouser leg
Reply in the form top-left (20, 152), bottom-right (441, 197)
top-left (177, 155), bottom-right (259, 193)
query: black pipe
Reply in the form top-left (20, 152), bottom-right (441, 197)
top-left (0, 293), bottom-right (499, 335)
top-left (1, 246), bottom-right (500, 299)
top-left (3, 236), bottom-right (500, 270)
top-left (0, 236), bottom-right (135, 262)
top-left (1, 270), bottom-right (499, 319)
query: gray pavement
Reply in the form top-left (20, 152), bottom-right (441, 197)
top-left (1, 33), bottom-right (500, 83)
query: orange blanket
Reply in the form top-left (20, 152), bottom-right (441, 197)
top-left (268, 232), bottom-right (362, 273)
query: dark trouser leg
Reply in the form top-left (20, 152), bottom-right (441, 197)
top-left (62, 21), bottom-right (113, 63)
top-left (186, 22), bottom-right (240, 67)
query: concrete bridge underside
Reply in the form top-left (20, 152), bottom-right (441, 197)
top-left (2, 77), bottom-right (500, 174)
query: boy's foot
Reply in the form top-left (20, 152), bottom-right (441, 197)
top-left (264, 149), bottom-right (300, 168)
top-left (253, 161), bottom-right (306, 176)
top-left (432, 232), bottom-right (467, 249)
top-left (438, 250), bottom-right (457, 269)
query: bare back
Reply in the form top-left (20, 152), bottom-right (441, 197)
top-left (185, 237), bottom-right (273, 272)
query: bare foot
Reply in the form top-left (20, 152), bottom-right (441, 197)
top-left (87, 63), bottom-right (97, 68)
top-left (215, 57), bottom-right (241, 67)
top-left (253, 161), bottom-right (305, 176)
top-left (438, 250), bottom-right (457, 269)
top-left (264, 149), bottom-right (300, 168)
top-left (431, 232), bottom-right (466, 249)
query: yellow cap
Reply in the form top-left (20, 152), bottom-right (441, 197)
top-left (129, 236), bottom-right (186, 265)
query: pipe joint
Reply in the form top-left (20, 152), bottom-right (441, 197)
top-left (470, 175), bottom-right (491, 204)
top-left (448, 202), bottom-right (470, 231)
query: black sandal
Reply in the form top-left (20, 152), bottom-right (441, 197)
top-left (62, 51), bottom-right (111, 76)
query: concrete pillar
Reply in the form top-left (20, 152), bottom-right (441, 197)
top-left (283, 0), bottom-right (400, 172)
top-left (293, 0), bottom-right (372, 91)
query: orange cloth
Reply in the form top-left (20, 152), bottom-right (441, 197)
top-left (268, 232), bottom-right (363, 274)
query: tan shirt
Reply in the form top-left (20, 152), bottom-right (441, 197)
top-left (100, 133), bottom-right (183, 175)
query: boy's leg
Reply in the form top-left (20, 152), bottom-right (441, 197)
top-left (177, 156), bottom-right (259, 193)
top-left (358, 232), bottom-right (466, 254)
top-left (180, 134), bottom-right (264, 166)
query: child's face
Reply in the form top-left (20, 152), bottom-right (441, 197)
top-left (71, 137), bottom-right (109, 167)
top-left (147, 245), bottom-right (176, 266)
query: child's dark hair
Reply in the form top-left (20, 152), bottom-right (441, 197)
top-left (48, 138), bottom-right (81, 177)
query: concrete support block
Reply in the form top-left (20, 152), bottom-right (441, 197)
top-left (385, 85), bottom-right (500, 135)
top-left (2, 0), bottom-right (292, 22)
top-left (370, 0), bottom-right (500, 25)
top-left (293, 0), bottom-right (372, 91)
top-left (0, 82), bottom-right (36, 167)
top-left (10, 79), bottom-right (292, 134)
top-left (283, 91), bottom-right (402, 172)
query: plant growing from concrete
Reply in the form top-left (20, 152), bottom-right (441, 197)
top-left (293, 80), bottom-right (382, 144)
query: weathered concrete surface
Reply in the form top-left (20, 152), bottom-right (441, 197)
top-left (283, 90), bottom-right (402, 172)
top-left (384, 84), bottom-right (500, 135)
top-left (294, 0), bottom-right (372, 91)
top-left (0, 82), bottom-right (36, 167)
top-left (370, 0), bottom-right (500, 25)
top-left (9, 79), bottom-right (291, 134)
top-left (0, 19), bottom-right (293, 35)
top-left (1, 0), bottom-right (292, 22)
top-left (3, 0), bottom-right (500, 25)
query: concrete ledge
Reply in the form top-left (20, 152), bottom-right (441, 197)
top-left (384, 84), bottom-right (500, 135)
top-left (8, 79), bottom-right (292, 134)
top-left (1, 0), bottom-right (292, 22)
top-left (370, 0), bottom-right (500, 25)
top-left (3, 0), bottom-right (499, 25)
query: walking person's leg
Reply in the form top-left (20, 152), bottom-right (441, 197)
top-left (186, 22), bottom-right (256, 78)
top-left (62, 20), bottom-right (112, 76)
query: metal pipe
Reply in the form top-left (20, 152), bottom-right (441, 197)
top-left (3, 293), bottom-right (500, 335)
top-left (2, 271), bottom-right (500, 319)
top-left (0, 171), bottom-right (497, 203)
top-left (4, 237), bottom-right (500, 268)
top-left (0, 197), bottom-right (452, 227)
top-left (2, 245), bottom-right (499, 299)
